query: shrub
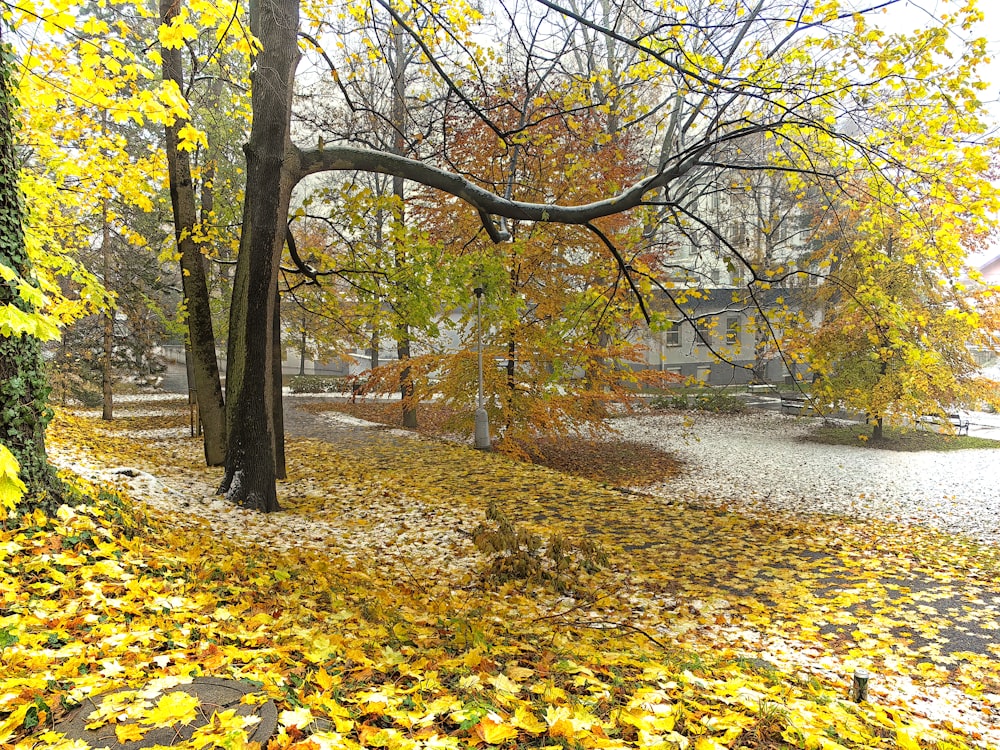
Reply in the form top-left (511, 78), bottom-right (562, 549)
top-left (650, 389), bottom-right (745, 413)
top-left (694, 391), bottom-right (746, 414)
top-left (471, 500), bottom-right (608, 598)
top-left (288, 375), bottom-right (364, 394)
top-left (650, 394), bottom-right (689, 410)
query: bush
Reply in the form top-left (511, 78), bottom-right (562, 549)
top-left (650, 393), bottom-right (689, 410)
top-left (288, 375), bottom-right (363, 394)
top-left (694, 391), bottom-right (746, 414)
top-left (650, 389), bottom-right (745, 413)
top-left (471, 500), bottom-right (608, 598)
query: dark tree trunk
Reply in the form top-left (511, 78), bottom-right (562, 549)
top-left (298, 309), bottom-right (307, 376)
top-left (101, 193), bottom-right (113, 421)
top-left (0, 34), bottom-right (62, 509)
top-left (160, 0), bottom-right (227, 465)
top-left (272, 283), bottom-right (286, 480)
top-left (505, 338), bottom-right (516, 430)
top-left (397, 327), bottom-right (417, 428)
top-left (873, 415), bottom-right (883, 441)
top-left (220, 0), bottom-right (299, 512)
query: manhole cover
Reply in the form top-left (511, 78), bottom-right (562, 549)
top-left (55, 677), bottom-right (278, 749)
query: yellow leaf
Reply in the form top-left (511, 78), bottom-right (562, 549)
top-left (279, 706), bottom-right (315, 730)
top-left (140, 691), bottom-right (200, 727)
top-left (695, 738), bottom-right (727, 750)
top-left (488, 673), bottom-right (521, 695)
top-left (115, 723), bottom-right (147, 743)
top-left (511, 705), bottom-right (547, 734)
top-left (475, 716), bottom-right (519, 745)
top-left (0, 445), bottom-right (27, 517)
top-left (315, 668), bottom-right (334, 692)
top-left (548, 718), bottom-right (575, 740)
top-left (176, 123), bottom-right (208, 152)
top-left (896, 728), bottom-right (921, 750)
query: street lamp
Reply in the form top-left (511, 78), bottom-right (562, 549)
top-left (473, 286), bottom-right (491, 450)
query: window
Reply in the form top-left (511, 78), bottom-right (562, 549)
top-left (730, 263), bottom-right (744, 286)
top-left (726, 316), bottom-right (740, 345)
top-left (731, 221), bottom-right (746, 247)
top-left (662, 324), bottom-right (681, 347)
top-left (694, 318), bottom-right (712, 345)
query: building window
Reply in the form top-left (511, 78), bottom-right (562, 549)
top-left (726, 316), bottom-right (740, 344)
top-left (694, 318), bottom-right (712, 345)
top-left (662, 324), bottom-right (681, 347)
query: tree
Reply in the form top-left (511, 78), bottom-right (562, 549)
top-left (217, 0), bottom-right (300, 511)
top-left (211, 0), bottom-right (999, 510)
top-left (159, 0), bottom-right (228, 465)
top-left (796, 172), bottom-right (1000, 436)
top-left (0, 34), bottom-right (62, 515)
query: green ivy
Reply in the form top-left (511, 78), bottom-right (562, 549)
top-left (0, 38), bottom-right (63, 514)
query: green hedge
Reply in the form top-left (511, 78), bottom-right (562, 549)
top-left (288, 374), bottom-right (362, 394)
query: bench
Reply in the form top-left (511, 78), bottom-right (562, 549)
top-left (779, 394), bottom-right (809, 412)
top-left (917, 412), bottom-right (970, 436)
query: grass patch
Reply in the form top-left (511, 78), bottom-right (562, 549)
top-left (803, 422), bottom-right (1000, 451)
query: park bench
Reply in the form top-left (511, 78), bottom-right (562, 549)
top-left (779, 394), bottom-right (809, 412)
top-left (917, 412), bottom-right (970, 436)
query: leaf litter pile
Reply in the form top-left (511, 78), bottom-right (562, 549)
top-left (3, 397), bottom-right (1000, 750)
top-left (298, 401), bottom-right (684, 486)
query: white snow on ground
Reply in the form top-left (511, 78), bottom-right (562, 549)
top-left (615, 411), bottom-right (1000, 546)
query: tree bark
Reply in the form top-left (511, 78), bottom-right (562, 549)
top-left (101, 192), bottom-right (113, 421)
top-left (397, 325), bottom-right (416, 427)
top-left (219, 0), bottom-right (300, 512)
top-left (160, 0), bottom-right (227, 466)
top-left (390, 24), bottom-right (417, 429)
top-left (298, 309), bottom-right (307, 376)
top-left (0, 33), bottom-right (62, 509)
top-left (272, 282), bottom-right (286, 480)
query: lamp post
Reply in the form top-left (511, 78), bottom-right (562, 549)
top-left (473, 286), bottom-right (491, 450)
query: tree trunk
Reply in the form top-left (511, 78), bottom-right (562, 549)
top-left (160, 0), bottom-right (227, 466)
top-left (397, 326), bottom-right (417, 428)
top-left (272, 283), bottom-right (286, 480)
top-left (872, 415), bottom-right (883, 441)
top-left (390, 24), bottom-right (417, 430)
top-left (0, 33), bottom-right (62, 509)
top-left (298, 309), bottom-right (307, 376)
top-left (101, 193), bottom-right (113, 421)
top-left (220, 0), bottom-right (300, 512)
top-left (505, 337), bottom-right (516, 430)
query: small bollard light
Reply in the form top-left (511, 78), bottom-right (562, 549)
top-left (850, 669), bottom-right (871, 702)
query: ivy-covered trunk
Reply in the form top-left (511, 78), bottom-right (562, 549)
top-left (0, 37), bottom-right (61, 510)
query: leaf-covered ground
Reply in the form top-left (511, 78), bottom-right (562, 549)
top-left (298, 401), bottom-right (684, 486)
top-left (3, 396), bottom-right (999, 750)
